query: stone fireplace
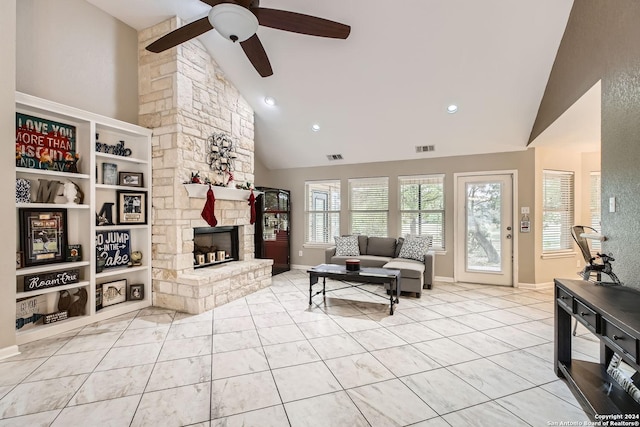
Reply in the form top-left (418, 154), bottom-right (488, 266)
top-left (138, 18), bottom-right (273, 314)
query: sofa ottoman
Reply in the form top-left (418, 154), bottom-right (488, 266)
top-left (383, 258), bottom-right (425, 297)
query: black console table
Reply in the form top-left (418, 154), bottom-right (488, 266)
top-left (555, 278), bottom-right (640, 418)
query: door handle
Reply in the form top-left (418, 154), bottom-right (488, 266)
top-left (506, 226), bottom-right (512, 231)
top-left (506, 234), bottom-right (512, 239)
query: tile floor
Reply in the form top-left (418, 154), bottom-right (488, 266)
top-left (0, 269), bottom-right (598, 426)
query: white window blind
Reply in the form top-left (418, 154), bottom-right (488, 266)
top-left (542, 170), bottom-right (575, 252)
top-left (590, 172), bottom-right (601, 251)
top-left (399, 175), bottom-right (445, 249)
top-left (349, 177), bottom-right (388, 237)
top-left (305, 180), bottom-right (341, 244)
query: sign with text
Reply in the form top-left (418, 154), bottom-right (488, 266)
top-left (96, 230), bottom-right (131, 269)
top-left (24, 269), bottom-right (80, 291)
top-left (16, 113), bottom-right (77, 172)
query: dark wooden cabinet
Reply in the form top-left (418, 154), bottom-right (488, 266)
top-left (254, 187), bottom-right (290, 275)
top-left (554, 278), bottom-right (640, 418)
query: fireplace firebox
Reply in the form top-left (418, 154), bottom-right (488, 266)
top-left (193, 226), bottom-right (239, 269)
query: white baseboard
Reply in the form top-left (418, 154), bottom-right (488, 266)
top-left (435, 276), bottom-right (455, 283)
top-left (290, 264), bottom-right (313, 271)
top-left (0, 345), bottom-right (20, 361)
top-left (517, 282), bottom-right (554, 290)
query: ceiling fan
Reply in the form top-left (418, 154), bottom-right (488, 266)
top-left (146, 0), bottom-right (351, 77)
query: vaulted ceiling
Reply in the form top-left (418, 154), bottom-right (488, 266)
top-left (88, 0), bottom-right (593, 170)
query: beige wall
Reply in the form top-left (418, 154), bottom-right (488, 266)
top-left (257, 149), bottom-right (537, 284)
top-left (16, 0), bottom-right (138, 123)
top-left (0, 0), bottom-right (17, 355)
top-left (580, 152), bottom-right (600, 226)
top-left (533, 147), bottom-right (598, 284)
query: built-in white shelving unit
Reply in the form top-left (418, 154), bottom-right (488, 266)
top-left (15, 92), bottom-right (152, 345)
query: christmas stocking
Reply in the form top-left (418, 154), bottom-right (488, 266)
top-left (201, 185), bottom-right (218, 227)
top-left (248, 188), bottom-right (256, 224)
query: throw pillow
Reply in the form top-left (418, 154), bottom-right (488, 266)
top-left (398, 235), bottom-right (433, 261)
top-left (394, 237), bottom-right (405, 258)
top-left (335, 235), bottom-right (360, 257)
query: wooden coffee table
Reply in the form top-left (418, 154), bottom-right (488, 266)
top-left (307, 264), bottom-right (401, 315)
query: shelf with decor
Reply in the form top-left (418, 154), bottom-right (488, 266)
top-left (14, 92), bottom-right (152, 345)
top-left (96, 265), bottom-right (149, 279)
top-left (16, 167), bottom-right (91, 181)
top-left (95, 152), bottom-right (149, 165)
top-left (16, 202), bottom-right (90, 210)
top-left (95, 224), bottom-right (149, 231)
top-left (95, 184), bottom-right (149, 191)
top-left (184, 183), bottom-right (260, 200)
top-left (16, 281), bottom-right (91, 299)
top-left (16, 261), bottom-right (91, 277)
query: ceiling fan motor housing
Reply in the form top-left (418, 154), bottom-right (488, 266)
top-left (209, 3), bottom-right (259, 42)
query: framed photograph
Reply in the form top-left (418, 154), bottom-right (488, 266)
top-left (66, 244), bottom-right (82, 262)
top-left (102, 163), bottom-right (118, 185)
top-left (128, 284), bottom-right (144, 301)
top-left (19, 208), bottom-right (68, 267)
top-left (101, 279), bottom-right (127, 307)
top-left (116, 190), bottom-right (147, 225)
top-left (118, 172), bottom-right (143, 188)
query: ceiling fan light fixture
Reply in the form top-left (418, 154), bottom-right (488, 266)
top-left (208, 3), bottom-right (259, 42)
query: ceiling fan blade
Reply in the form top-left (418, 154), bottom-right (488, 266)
top-left (199, 0), bottom-right (226, 6)
top-left (240, 34), bottom-right (273, 77)
top-left (252, 8), bottom-right (350, 39)
top-left (146, 17), bottom-right (213, 53)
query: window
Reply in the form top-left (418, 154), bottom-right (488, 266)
top-left (305, 180), bottom-right (340, 244)
top-left (399, 175), bottom-right (445, 249)
top-left (542, 170), bottom-right (575, 252)
top-left (590, 172), bottom-right (601, 251)
top-left (349, 177), bottom-right (388, 237)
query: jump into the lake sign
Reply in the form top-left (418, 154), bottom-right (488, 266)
top-left (96, 230), bottom-right (131, 269)
top-left (16, 113), bottom-right (78, 172)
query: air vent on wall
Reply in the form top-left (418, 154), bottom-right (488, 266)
top-left (416, 145), bottom-right (435, 153)
top-left (326, 154), bottom-right (343, 161)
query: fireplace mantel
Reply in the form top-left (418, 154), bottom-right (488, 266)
top-left (184, 184), bottom-right (262, 201)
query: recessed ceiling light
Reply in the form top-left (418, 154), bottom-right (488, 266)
top-left (312, 124), bottom-right (321, 132)
top-left (447, 104), bottom-right (458, 114)
top-left (264, 96), bottom-right (276, 106)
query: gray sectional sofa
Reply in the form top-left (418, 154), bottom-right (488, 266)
top-left (325, 235), bottom-right (435, 297)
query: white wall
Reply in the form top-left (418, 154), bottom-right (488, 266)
top-left (0, 0), bottom-right (17, 355)
top-left (16, 0), bottom-right (138, 123)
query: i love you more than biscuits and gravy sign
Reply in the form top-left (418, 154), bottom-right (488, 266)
top-left (16, 113), bottom-right (79, 172)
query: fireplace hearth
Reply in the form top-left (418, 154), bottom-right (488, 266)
top-left (193, 226), bottom-right (239, 269)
